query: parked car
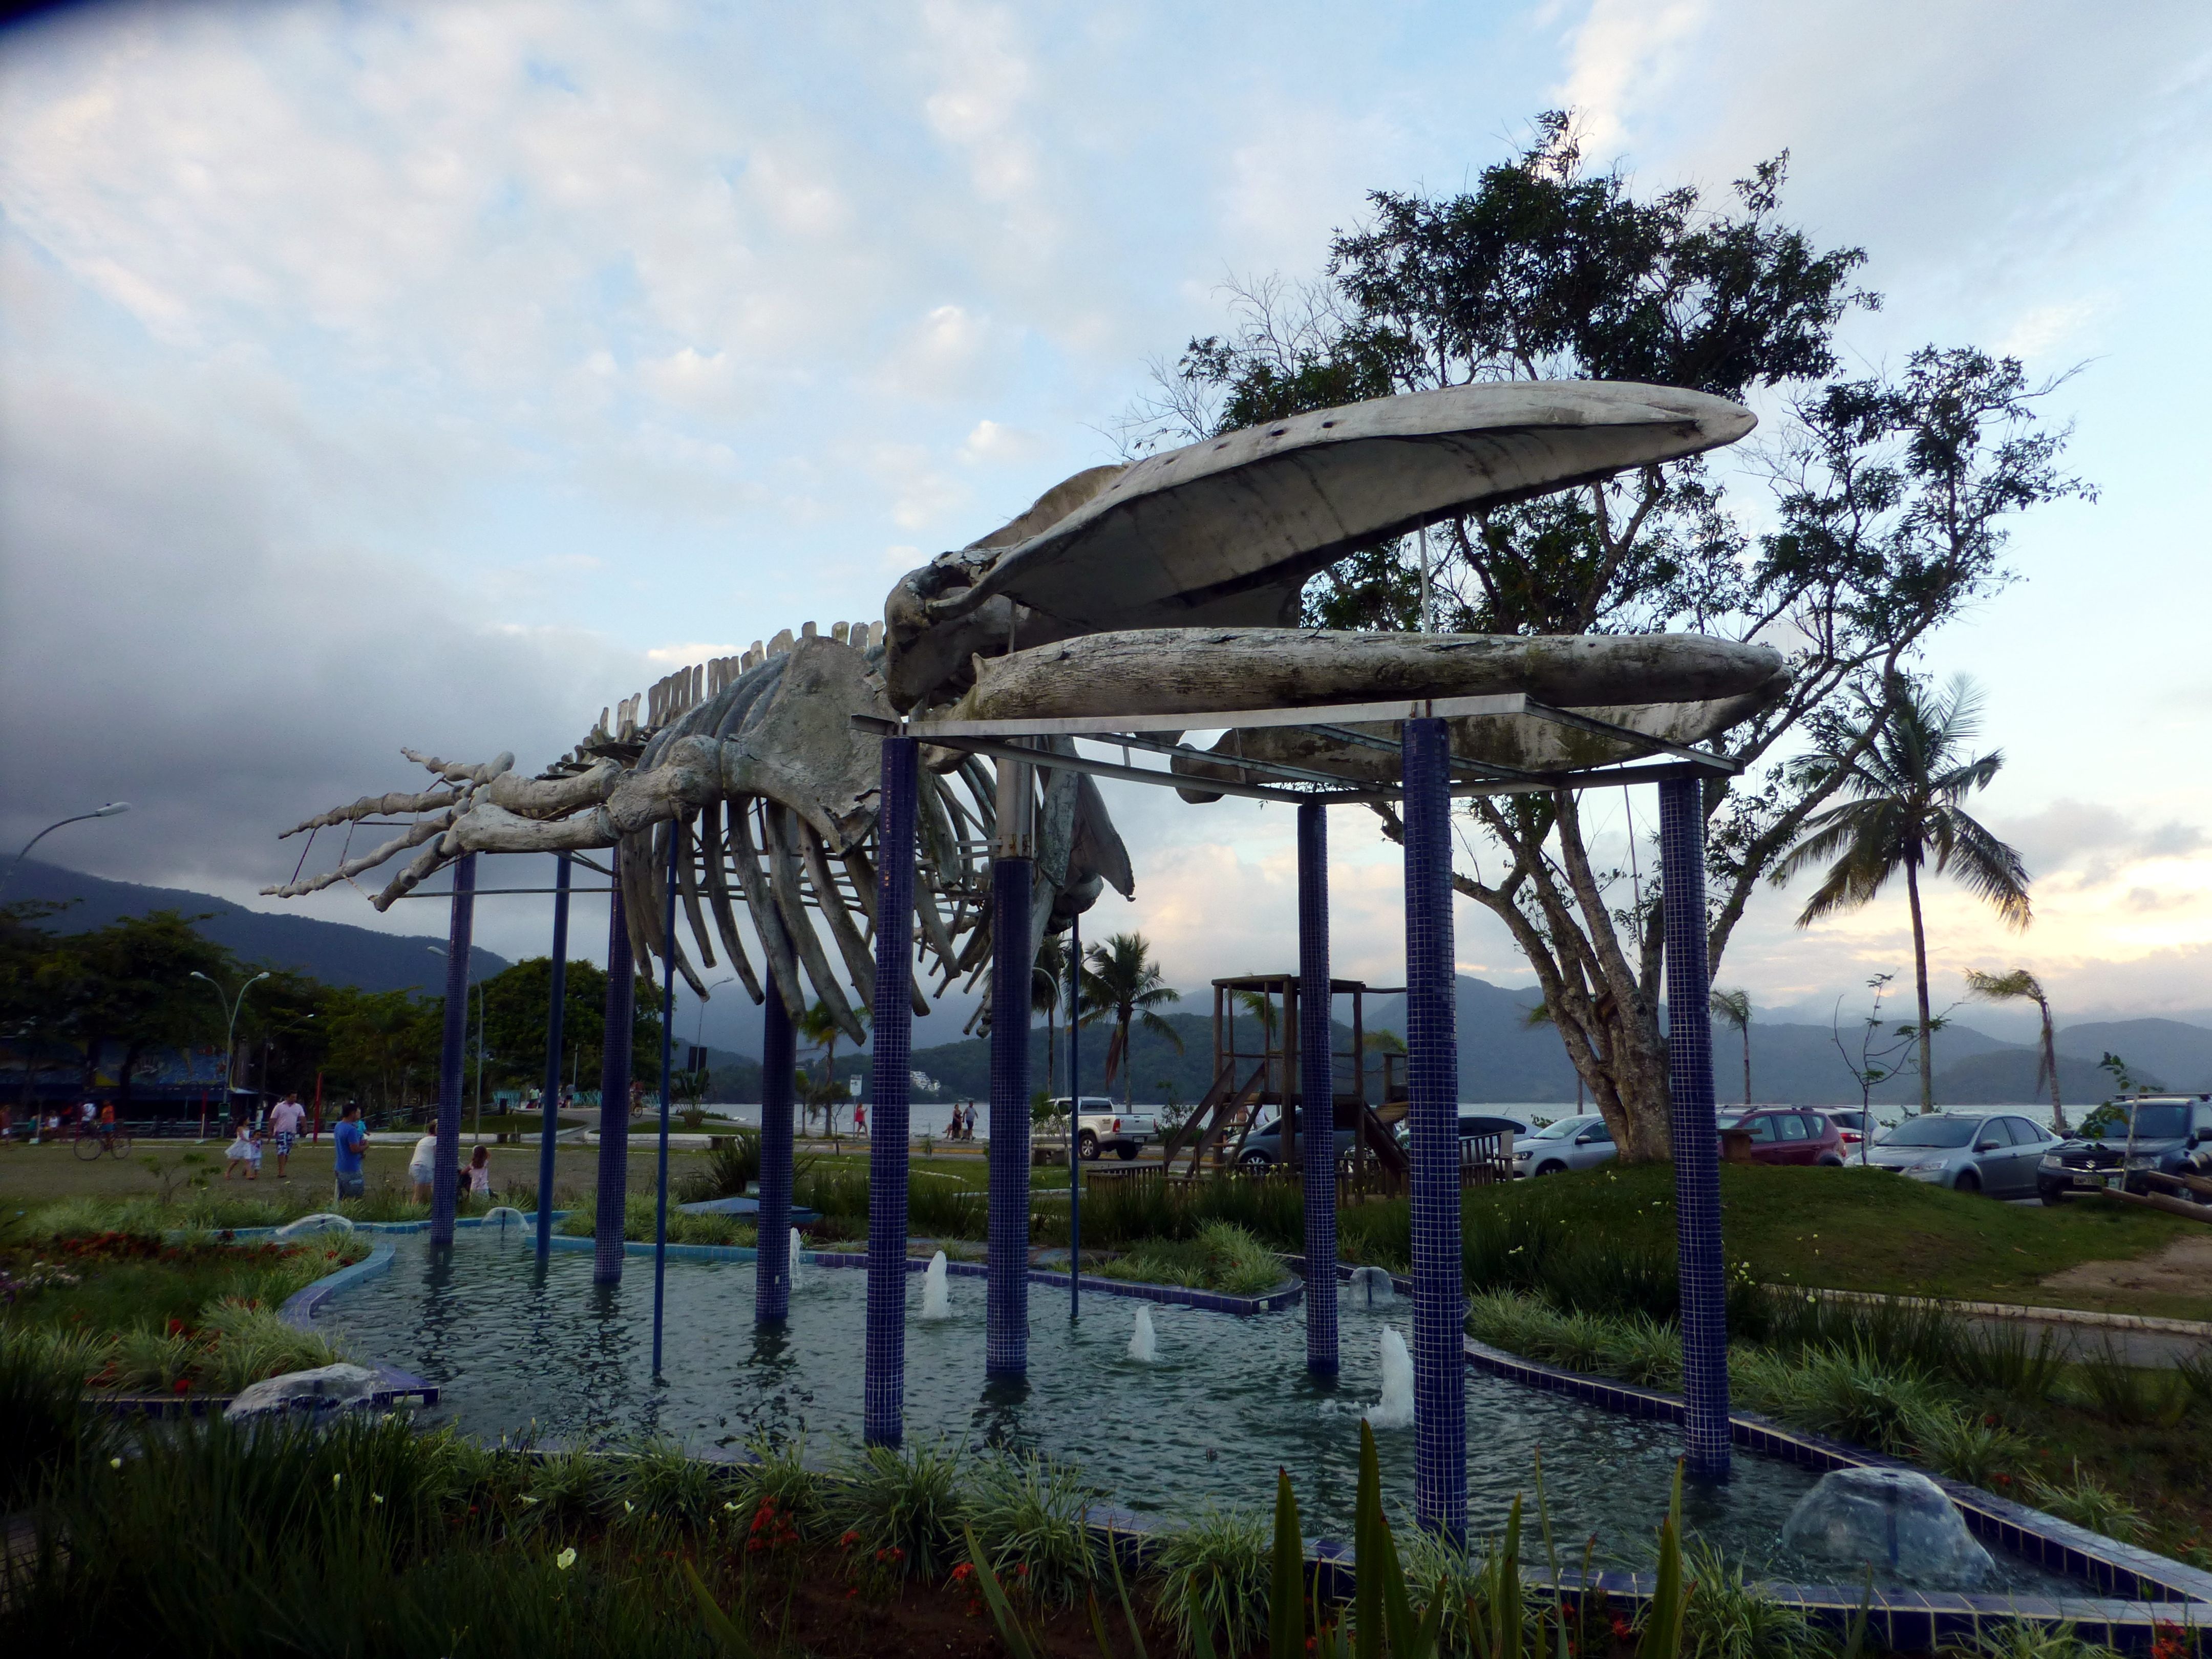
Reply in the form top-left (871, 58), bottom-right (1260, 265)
top-left (1237, 1105), bottom-right (1353, 1168)
top-left (1050, 1097), bottom-right (1157, 1161)
top-left (1817, 1108), bottom-right (1879, 1154)
top-left (1391, 1113), bottom-right (1535, 1155)
top-left (1718, 1107), bottom-right (1845, 1166)
top-left (1511, 1114), bottom-right (1616, 1177)
top-left (2036, 1096), bottom-right (2212, 1205)
top-left (1860, 1111), bottom-right (2061, 1197)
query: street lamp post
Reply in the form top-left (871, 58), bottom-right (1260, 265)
top-left (1, 803), bottom-right (131, 902)
top-left (692, 977), bottom-right (735, 1055)
top-left (189, 969), bottom-right (270, 1137)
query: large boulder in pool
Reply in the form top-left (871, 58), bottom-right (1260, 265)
top-left (224, 1363), bottom-right (381, 1421)
top-left (1780, 1467), bottom-right (1993, 1588)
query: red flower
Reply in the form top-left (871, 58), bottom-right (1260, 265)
top-left (950, 1563), bottom-right (974, 1584)
top-left (172, 1377), bottom-right (192, 1394)
top-left (841, 1529), bottom-right (863, 1550)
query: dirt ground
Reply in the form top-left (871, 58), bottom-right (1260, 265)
top-left (2040, 1225), bottom-right (2212, 1313)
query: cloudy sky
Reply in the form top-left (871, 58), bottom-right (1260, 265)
top-left (3, 0), bottom-right (2209, 1054)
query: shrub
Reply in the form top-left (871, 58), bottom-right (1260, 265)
top-left (0, 1323), bottom-right (107, 1508)
top-left (673, 1132), bottom-right (761, 1204)
top-left (1680, 1539), bottom-right (1820, 1659)
top-left (2071, 1338), bottom-right (2186, 1428)
top-left (1150, 1502), bottom-right (1270, 1657)
top-left (829, 1440), bottom-right (967, 1580)
top-left (1909, 1408), bottom-right (2029, 1489)
top-left (604, 1438), bottom-right (727, 1530)
top-left (2024, 1464), bottom-right (2145, 1542)
top-left (966, 1453), bottom-right (1099, 1607)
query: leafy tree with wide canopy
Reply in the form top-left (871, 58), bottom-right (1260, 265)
top-left (1137, 111), bottom-right (2089, 1159)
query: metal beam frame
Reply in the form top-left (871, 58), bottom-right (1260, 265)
top-left (855, 700), bottom-right (1738, 807)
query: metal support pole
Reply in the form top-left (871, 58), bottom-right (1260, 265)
top-left (1298, 801), bottom-right (1339, 1376)
top-left (864, 735), bottom-right (918, 1446)
top-left (756, 935), bottom-right (796, 1326)
top-left (651, 825), bottom-right (678, 1378)
top-left (431, 854), bottom-right (476, 1248)
top-left (535, 854), bottom-right (570, 1260)
top-left (594, 850), bottom-right (634, 1286)
top-left (1067, 908), bottom-right (1081, 1322)
top-left (1402, 718), bottom-right (1464, 1539)
top-left (1659, 773), bottom-right (1732, 1480)
top-left (988, 855), bottom-right (1033, 1373)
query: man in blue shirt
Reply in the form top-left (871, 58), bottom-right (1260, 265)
top-left (332, 1102), bottom-right (368, 1201)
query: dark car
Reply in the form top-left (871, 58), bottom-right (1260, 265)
top-left (1717, 1107), bottom-right (1844, 1166)
top-left (1237, 1105), bottom-right (1353, 1168)
top-left (2036, 1096), bottom-right (2212, 1205)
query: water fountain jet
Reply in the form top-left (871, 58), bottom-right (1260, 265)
top-left (1364, 1327), bottom-right (1413, 1429)
top-left (921, 1250), bottom-right (951, 1319)
top-left (1129, 1305), bottom-right (1157, 1362)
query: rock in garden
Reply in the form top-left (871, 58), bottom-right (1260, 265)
top-left (223, 1363), bottom-right (381, 1420)
top-left (1780, 1467), bottom-right (1993, 1588)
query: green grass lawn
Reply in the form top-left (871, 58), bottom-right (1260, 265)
top-left (1488, 1161), bottom-right (2207, 1321)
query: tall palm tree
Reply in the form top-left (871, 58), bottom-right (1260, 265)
top-left (1965, 967), bottom-right (2066, 1134)
top-left (1078, 932), bottom-right (1183, 1109)
top-left (795, 1000), bottom-right (863, 1137)
top-left (1032, 935), bottom-right (1067, 1098)
top-left (1773, 676), bottom-right (2031, 1114)
top-left (1710, 988), bottom-right (1753, 1106)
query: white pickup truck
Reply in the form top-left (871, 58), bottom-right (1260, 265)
top-left (1051, 1096), bottom-right (1158, 1161)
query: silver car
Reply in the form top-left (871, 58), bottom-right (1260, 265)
top-left (1858, 1110), bottom-right (2061, 1197)
top-left (1511, 1113), bottom-right (1618, 1177)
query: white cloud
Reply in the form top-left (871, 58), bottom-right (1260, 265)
top-left (957, 417), bottom-right (1035, 464)
top-left (1552, 0), bottom-right (1712, 154)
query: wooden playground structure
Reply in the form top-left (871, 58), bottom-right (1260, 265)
top-left (1143, 973), bottom-right (1504, 1194)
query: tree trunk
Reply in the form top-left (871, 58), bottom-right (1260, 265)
top-left (2039, 998), bottom-right (2067, 1134)
top-left (1905, 858), bottom-right (1934, 1114)
top-left (1120, 1013), bottom-right (1133, 1109)
top-left (119, 1042), bottom-right (144, 1112)
top-left (1741, 1030), bottom-right (1752, 1107)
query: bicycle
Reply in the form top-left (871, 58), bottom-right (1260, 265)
top-left (73, 1123), bottom-right (133, 1160)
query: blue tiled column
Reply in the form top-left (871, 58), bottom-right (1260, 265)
top-left (1298, 801), bottom-right (1339, 1377)
top-left (987, 855), bottom-right (1033, 1375)
top-left (756, 942), bottom-right (796, 1327)
top-left (1402, 718), bottom-right (1465, 1539)
top-left (535, 854), bottom-right (569, 1261)
top-left (593, 850), bottom-right (634, 1286)
top-left (430, 853), bottom-right (476, 1248)
top-left (1659, 772), bottom-right (1732, 1481)
top-left (865, 736), bottom-right (918, 1446)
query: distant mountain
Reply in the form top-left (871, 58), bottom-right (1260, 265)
top-left (7, 858), bottom-right (507, 994)
top-left (2053, 1020), bottom-right (2212, 1094)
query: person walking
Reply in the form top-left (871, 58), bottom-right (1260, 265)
top-left (408, 1131), bottom-right (439, 1204)
top-left (224, 1120), bottom-right (259, 1181)
top-left (267, 1091), bottom-right (306, 1179)
top-left (332, 1102), bottom-right (368, 1201)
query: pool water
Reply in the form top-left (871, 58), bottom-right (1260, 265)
top-left (314, 1232), bottom-right (2070, 1591)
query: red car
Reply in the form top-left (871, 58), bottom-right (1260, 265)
top-left (1717, 1108), bottom-right (1845, 1167)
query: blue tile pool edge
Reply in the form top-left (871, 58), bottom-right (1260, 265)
top-left (263, 1239), bottom-right (2212, 1646)
top-left (1289, 1254), bottom-right (2212, 1633)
